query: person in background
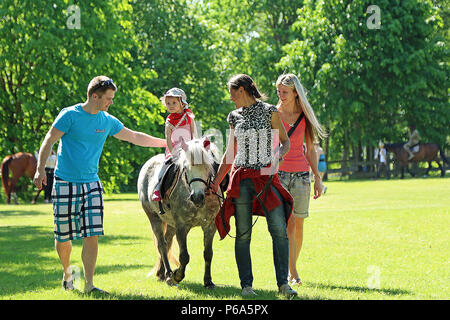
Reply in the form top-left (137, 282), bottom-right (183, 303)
top-left (44, 149), bottom-right (57, 203)
top-left (404, 125), bottom-right (420, 160)
top-left (315, 142), bottom-right (327, 194)
top-left (374, 141), bottom-right (389, 179)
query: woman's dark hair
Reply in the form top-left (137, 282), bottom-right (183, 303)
top-left (227, 74), bottom-right (267, 101)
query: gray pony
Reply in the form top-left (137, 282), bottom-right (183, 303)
top-left (138, 137), bottom-right (222, 288)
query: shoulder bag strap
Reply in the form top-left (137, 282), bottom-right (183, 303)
top-left (287, 113), bottom-right (305, 137)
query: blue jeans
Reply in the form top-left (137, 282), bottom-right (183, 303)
top-left (233, 178), bottom-right (289, 288)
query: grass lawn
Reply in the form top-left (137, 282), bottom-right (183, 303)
top-left (0, 177), bottom-right (448, 300)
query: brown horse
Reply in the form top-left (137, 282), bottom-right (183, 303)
top-left (1, 152), bottom-right (43, 204)
top-left (385, 143), bottom-right (448, 178)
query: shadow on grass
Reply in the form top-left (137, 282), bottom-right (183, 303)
top-left (0, 225), bottom-right (58, 297)
top-left (307, 281), bottom-right (411, 296)
top-left (0, 208), bottom-right (48, 217)
top-left (0, 225), bottom-right (153, 298)
top-left (69, 280), bottom-right (287, 300)
top-left (103, 196), bottom-right (140, 202)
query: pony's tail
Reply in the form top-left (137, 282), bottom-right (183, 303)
top-left (439, 145), bottom-right (449, 166)
top-left (1, 156), bottom-right (12, 197)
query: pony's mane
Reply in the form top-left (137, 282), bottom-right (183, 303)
top-left (176, 139), bottom-right (214, 175)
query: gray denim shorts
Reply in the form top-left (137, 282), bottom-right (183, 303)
top-left (278, 171), bottom-right (310, 219)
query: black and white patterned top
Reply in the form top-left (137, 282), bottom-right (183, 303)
top-left (227, 101), bottom-right (278, 170)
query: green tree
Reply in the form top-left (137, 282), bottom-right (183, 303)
top-left (130, 0), bottom-right (230, 136)
top-left (196, 0), bottom-right (305, 103)
top-left (0, 0), bottom-right (164, 193)
top-left (279, 0), bottom-right (449, 165)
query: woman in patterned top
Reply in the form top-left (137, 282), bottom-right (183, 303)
top-left (211, 74), bottom-right (298, 298)
top-left (152, 88), bottom-right (197, 201)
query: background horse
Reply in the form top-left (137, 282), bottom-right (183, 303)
top-left (138, 137), bottom-right (223, 288)
top-left (1, 152), bottom-right (43, 204)
top-left (385, 143), bottom-right (448, 178)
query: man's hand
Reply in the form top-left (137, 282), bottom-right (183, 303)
top-left (33, 170), bottom-right (47, 190)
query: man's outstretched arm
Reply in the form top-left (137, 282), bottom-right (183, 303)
top-left (114, 127), bottom-right (167, 148)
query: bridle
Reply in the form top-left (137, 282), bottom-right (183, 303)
top-left (182, 161), bottom-right (275, 240)
top-left (183, 166), bottom-right (213, 192)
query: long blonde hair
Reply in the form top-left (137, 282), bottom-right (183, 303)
top-left (276, 73), bottom-right (327, 140)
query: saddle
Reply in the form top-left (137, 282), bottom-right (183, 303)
top-left (160, 161), bottom-right (181, 201)
top-left (405, 143), bottom-right (420, 153)
top-left (157, 160), bottom-right (182, 214)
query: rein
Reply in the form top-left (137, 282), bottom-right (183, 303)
top-left (211, 173), bottom-right (274, 239)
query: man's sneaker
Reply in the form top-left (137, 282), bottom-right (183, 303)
top-left (242, 286), bottom-right (257, 296)
top-left (278, 284), bottom-right (297, 298)
top-left (151, 190), bottom-right (162, 202)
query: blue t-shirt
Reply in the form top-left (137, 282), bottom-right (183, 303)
top-left (53, 104), bottom-right (124, 183)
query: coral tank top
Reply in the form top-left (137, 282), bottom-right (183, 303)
top-left (278, 116), bottom-right (310, 172)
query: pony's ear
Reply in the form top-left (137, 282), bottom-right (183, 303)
top-left (202, 136), bottom-right (211, 151)
top-left (179, 136), bottom-right (189, 152)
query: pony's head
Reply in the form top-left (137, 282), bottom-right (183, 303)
top-left (176, 137), bottom-right (215, 208)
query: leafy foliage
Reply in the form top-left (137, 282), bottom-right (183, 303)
top-left (0, 0), bottom-right (448, 197)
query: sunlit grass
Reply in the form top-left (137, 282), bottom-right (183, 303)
top-left (0, 177), bottom-right (449, 300)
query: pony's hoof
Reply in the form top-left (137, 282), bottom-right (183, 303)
top-left (173, 269), bottom-right (185, 283)
top-left (204, 282), bottom-right (216, 289)
top-left (166, 277), bottom-right (178, 287)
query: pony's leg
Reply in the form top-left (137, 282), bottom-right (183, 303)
top-left (172, 227), bottom-right (190, 284)
top-left (423, 161), bottom-right (432, 177)
top-left (146, 210), bottom-right (174, 283)
top-left (202, 222), bottom-right (216, 289)
top-left (159, 225), bottom-right (177, 281)
top-left (5, 189), bottom-right (10, 205)
top-left (10, 178), bottom-right (19, 204)
top-left (32, 189), bottom-right (42, 204)
top-left (406, 164), bottom-right (415, 177)
top-left (435, 160), bottom-right (445, 177)
top-left (12, 192), bottom-right (18, 205)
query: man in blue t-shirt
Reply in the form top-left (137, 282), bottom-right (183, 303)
top-left (33, 76), bottom-right (166, 294)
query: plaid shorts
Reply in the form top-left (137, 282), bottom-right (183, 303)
top-left (52, 177), bottom-right (105, 242)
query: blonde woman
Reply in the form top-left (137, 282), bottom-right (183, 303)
top-left (276, 73), bottom-right (327, 285)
